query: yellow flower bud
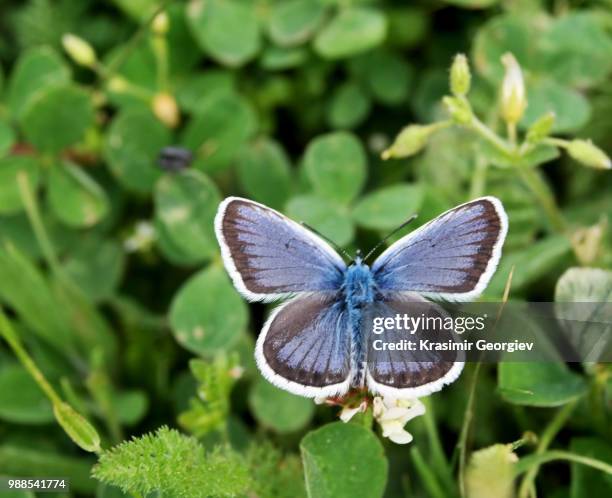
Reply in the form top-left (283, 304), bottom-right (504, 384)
top-left (526, 112), bottom-right (555, 144)
top-left (442, 96), bottom-right (473, 124)
top-left (466, 444), bottom-right (517, 498)
top-left (567, 139), bottom-right (611, 169)
top-left (61, 33), bottom-right (97, 68)
top-left (500, 53), bottom-right (527, 125)
top-left (152, 92), bottom-right (180, 128)
top-left (382, 123), bottom-right (442, 159)
top-left (450, 54), bottom-right (471, 97)
top-left (152, 11), bottom-right (170, 36)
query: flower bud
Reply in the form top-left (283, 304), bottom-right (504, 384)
top-left (152, 11), bottom-right (170, 36)
top-left (500, 53), bottom-right (527, 125)
top-left (465, 444), bottom-right (517, 498)
top-left (526, 112), bottom-right (555, 144)
top-left (53, 401), bottom-right (101, 453)
top-left (107, 76), bottom-right (129, 93)
top-left (450, 54), bottom-right (471, 97)
top-left (442, 96), bottom-right (472, 124)
top-left (567, 139), bottom-right (611, 169)
top-left (382, 124), bottom-right (440, 160)
top-left (62, 34), bottom-right (97, 68)
top-left (152, 92), bottom-right (180, 128)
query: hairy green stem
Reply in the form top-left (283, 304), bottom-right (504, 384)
top-left (517, 401), bottom-right (578, 498)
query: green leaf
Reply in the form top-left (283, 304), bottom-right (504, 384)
top-left (303, 131), bottom-right (366, 205)
top-left (155, 218), bottom-right (206, 267)
top-left (0, 363), bottom-right (54, 424)
top-left (92, 427), bottom-right (250, 498)
top-left (465, 444), bottom-right (516, 498)
top-left (498, 363), bottom-right (587, 407)
top-left (237, 138), bottom-right (292, 209)
top-left (522, 79), bottom-right (590, 133)
top-left (154, 169), bottom-right (221, 262)
top-left (113, 390), bottom-right (149, 426)
top-left (47, 162), bottom-right (109, 228)
top-left (249, 379), bottom-right (314, 433)
top-left (62, 237), bottom-right (125, 302)
top-left (104, 108), bottom-right (171, 193)
top-left (176, 71), bottom-right (236, 113)
top-left (314, 7), bottom-right (387, 60)
top-left (487, 235), bottom-right (572, 296)
top-left (286, 194), bottom-right (354, 247)
top-left (444, 0), bottom-right (499, 7)
top-left (352, 184), bottom-right (424, 230)
top-left (352, 50), bottom-right (413, 105)
top-left (472, 15), bottom-right (539, 83)
top-left (182, 92), bottom-right (257, 173)
top-left (7, 46), bottom-right (70, 119)
top-left (555, 267), bottom-right (612, 303)
top-left (260, 46), bottom-right (308, 71)
top-left (386, 7), bottom-right (428, 49)
top-left (570, 438), bottom-right (612, 497)
top-left (300, 422), bottom-right (388, 498)
top-left (327, 82), bottom-right (371, 129)
top-left (0, 156), bottom-right (39, 215)
top-left (0, 119), bottom-right (15, 157)
top-left (170, 266), bottom-right (247, 356)
top-left (21, 85), bottom-right (94, 154)
top-left (187, 0), bottom-right (261, 67)
top-left (267, 0), bottom-right (326, 47)
top-left (540, 13), bottom-right (612, 89)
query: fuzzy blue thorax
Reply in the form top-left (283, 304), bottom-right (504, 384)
top-left (342, 257), bottom-right (375, 308)
top-left (342, 257), bottom-right (375, 387)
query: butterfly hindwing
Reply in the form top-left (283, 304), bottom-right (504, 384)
top-left (372, 197), bottom-right (508, 301)
top-left (256, 294), bottom-right (352, 398)
top-left (215, 197), bottom-right (346, 302)
top-left (364, 293), bottom-right (464, 398)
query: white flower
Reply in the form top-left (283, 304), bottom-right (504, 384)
top-left (373, 396), bottom-right (426, 445)
top-left (339, 400), bottom-right (367, 422)
top-left (124, 221), bottom-right (156, 253)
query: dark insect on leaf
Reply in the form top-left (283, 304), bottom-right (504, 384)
top-left (157, 146), bottom-right (194, 172)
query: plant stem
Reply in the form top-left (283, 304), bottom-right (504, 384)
top-left (507, 122), bottom-right (517, 147)
top-left (469, 155), bottom-right (489, 198)
top-left (0, 309), bottom-right (62, 405)
top-left (17, 172), bottom-right (61, 274)
top-left (470, 116), bottom-right (511, 153)
top-left (456, 362), bottom-right (482, 497)
top-left (517, 401), bottom-right (578, 498)
top-left (421, 398), bottom-right (455, 493)
top-left (515, 450), bottom-right (612, 477)
top-left (514, 165), bottom-right (567, 233)
top-left (410, 447), bottom-right (448, 498)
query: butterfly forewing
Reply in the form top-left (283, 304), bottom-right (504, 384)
top-left (372, 197), bottom-right (508, 301)
top-left (215, 197), bottom-right (346, 302)
top-left (256, 294), bottom-right (352, 398)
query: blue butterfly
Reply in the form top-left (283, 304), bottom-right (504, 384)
top-left (215, 196), bottom-right (508, 399)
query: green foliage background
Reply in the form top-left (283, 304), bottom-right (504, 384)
top-left (0, 0), bottom-right (611, 497)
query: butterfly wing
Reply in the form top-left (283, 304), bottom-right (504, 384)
top-left (256, 294), bottom-right (352, 398)
top-left (365, 294), bottom-right (464, 398)
top-left (215, 197), bottom-right (346, 302)
top-left (372, 196), bottom-right (508, 301)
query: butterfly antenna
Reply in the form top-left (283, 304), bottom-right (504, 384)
top-left (300, 222), bottom-right (352, 262)
top-left (363, 214), bottom-right (418, 262)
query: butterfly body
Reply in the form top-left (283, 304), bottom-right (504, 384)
top-left (215, 196), bottom-right (508, 399)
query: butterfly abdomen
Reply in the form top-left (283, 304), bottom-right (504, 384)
top-left (342, 260), bottom-right (375, 388)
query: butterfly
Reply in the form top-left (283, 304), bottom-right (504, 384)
top-left (214, 196), bottom-right (508, 399)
